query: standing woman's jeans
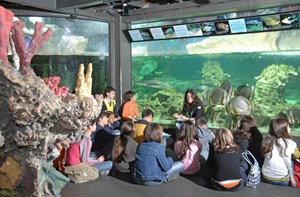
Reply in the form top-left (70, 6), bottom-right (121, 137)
top-left (134, 161), bottom-right (184, 186)
top-left (92, 161), bottom-right (113, 174)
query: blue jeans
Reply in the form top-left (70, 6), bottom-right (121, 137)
top-left (134, 161), bottom-right (184, 186)
top-left (240, 160), bottom-right (249, 182)
top-left (166, 161), bottom-right (185, 180)
top-left (92, 161), bottom-right (113, 174)
top-left (262, 174), bottom-right (290, 186)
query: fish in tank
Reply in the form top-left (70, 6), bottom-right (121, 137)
top-left (132, 28), bottom-right (300, 136)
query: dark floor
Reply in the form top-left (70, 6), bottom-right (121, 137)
top-left (61, 136), bottom-right (300, 197)
top-left (61, 175), bottom-right (299, 197)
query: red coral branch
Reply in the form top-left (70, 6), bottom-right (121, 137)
top-left (11, 21), bottom-right (26, 65)
top-left (11, 21), bottom-right (53, 74)
top-left (43, 76), bottom-right (69, 99)
top-left (0, 6), bottom-right (14, 63)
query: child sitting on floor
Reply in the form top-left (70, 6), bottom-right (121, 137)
top-left (133, 123), bottom-right (184, 186)
top-left (66, 118), bottom-right (113, 175)
top-left (111, 121), bottom-right (138, 174)
top-left (174, 121), bottom-right (201, 175)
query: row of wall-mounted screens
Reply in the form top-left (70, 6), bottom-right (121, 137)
top-left (127, 11), bottom-right (300, 42)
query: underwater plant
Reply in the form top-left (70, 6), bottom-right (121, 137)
top-left (138, 89), bottom-right (183, 123)
top-left (254, 64), bottom-right (298, 117)
top-left (201, 60), bottom-right (230, 86)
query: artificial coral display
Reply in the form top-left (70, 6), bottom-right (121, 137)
top-left (11, 20), bottom-right (53, 74)
top-left (0, 6), bottom-right (101, 196)
top-left (43, 76), bottom-right (69, 99)
top-left (0, 6), bottom-right (13, 63)
top-left (75, 63), bottom-right (93, 99)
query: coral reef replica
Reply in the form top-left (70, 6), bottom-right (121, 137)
top-left (43, 76), bottom-right (69, 99)
top-left (0, 6), bottom-right (101, 197)
top-left (75, 63), bottom-right (93, 99)
top-left (11, 18), bottom-right (53, 74)
top-left (201, 60), bottom-right (230, 86)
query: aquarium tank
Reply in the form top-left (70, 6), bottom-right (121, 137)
top-left (16, 16), bottom-right (109, 94)
top-left (131, 7), bottom-right (300, 136)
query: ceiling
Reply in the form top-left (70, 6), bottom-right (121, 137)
top-left (0, 0), bottom-right (207, 15)
top-left (1, 0), bottom-right (300, 23)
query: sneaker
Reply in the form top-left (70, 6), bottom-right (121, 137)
top-left (100, 170), bottom-right (110, 176)
top-left (167, 174), bottom-right (179, 182)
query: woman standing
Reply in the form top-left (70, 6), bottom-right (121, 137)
top-left (261, 117), bottom-right (299, 186)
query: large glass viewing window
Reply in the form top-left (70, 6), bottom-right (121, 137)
top-left (131, 7), bottom-right (300, 136)
top-left (18, 17), bottom-right (109, 94)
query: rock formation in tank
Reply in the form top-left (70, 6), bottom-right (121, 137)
top-left (0, 6), bottom-right (101, 197)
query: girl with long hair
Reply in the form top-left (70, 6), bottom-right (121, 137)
top-left (173, 89), bottom-right (205, 130)
top-left (261, 117), bottom-right (299, 186)
top-left (207, 128), bottom-right (244, 191)
top-left (174, 121), bottom-right (201, 175)
top-left (233, 115), bottom-right (263, 167)
top-left (174, 89), bottom-right (205, 121)
top-left (111, 121), bottom-right (138, 173)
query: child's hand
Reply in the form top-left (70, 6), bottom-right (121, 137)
top-left (172, 113), bottom-right (179, 119)
top-left (97, 156), bottom-right (105, 163)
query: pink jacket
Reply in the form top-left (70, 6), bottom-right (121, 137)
top-left (174, 140), bottom-right (200, 175)
top-left (66, 135), bottom-right (98, 166)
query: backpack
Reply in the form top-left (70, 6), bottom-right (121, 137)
top-left (242, 150), bottom-right (261, 188)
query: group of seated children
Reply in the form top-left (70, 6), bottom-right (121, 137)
top-left (57, 86), bottom-right (300, 192)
